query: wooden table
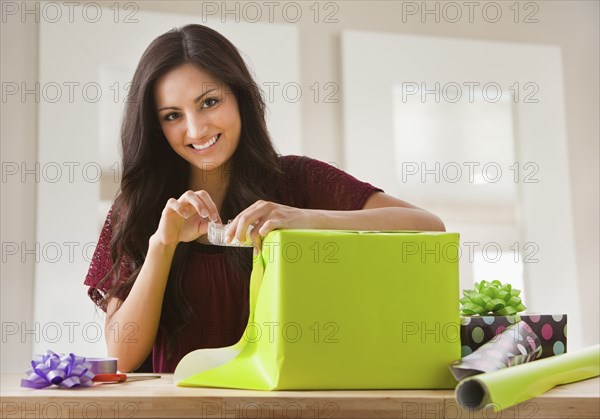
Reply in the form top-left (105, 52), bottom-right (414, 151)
top-left (1, 374), bottom-right (598, 418)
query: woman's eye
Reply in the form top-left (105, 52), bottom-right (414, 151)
top-left (202, 98), bottom-right (219, 108)
top-left (164, 112), bottom-right (180, 121)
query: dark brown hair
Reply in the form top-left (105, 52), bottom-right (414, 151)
top-left (90, 24), bottom-right (282, 361)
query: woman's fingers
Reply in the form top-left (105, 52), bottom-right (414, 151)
top-left (247, 218), bottom-right (279, 251)
top-left (249, 221), bottom-right (263, 248)
top-left (170, 190), bottom-right (221, 222)
top-left (227, 200), bottom-right (289, 244)
top-left (165, 197), bottom-right (194, 219)
top-left (194, 190), bottom-right (221, 223)
top-left (178, 191), bottom-right (206, 219)
top-left (226, 214), bottom-right (255, 244)
top-left (162, 196), bottom-right (311, 247)
top-left (257, 219), bottom-right (278, 237)
top-left (226, 200), bottom-right (267, 244)
top-left (225, 201), bottom-right (311, 246)
top-left (159, 190), bottom-right (224, 245)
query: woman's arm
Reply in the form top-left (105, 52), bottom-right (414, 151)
top-left (311, 192), bottom-right (445, 231)
top-left (105, 236), bottom-right (176, 372)
top-left (228, 192), bottom-right (445, 246)
top-left (105, 190), bottom-right (221, 372)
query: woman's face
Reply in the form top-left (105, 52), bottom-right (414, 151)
top-left (154, 63), bottom-right (241, 174)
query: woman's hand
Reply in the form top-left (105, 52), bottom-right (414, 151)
top-left (225, 201), bottom-right (315, 249)
top-left (153, 190), bottom-right (222, 246)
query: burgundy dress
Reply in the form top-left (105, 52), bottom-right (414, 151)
top-left (84, 155), bottom-right (382, 372)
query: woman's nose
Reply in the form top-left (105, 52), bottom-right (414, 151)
top-left (185, 112), bottom-right (209, 140)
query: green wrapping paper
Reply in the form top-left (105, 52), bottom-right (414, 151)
top-left (456, 344), bottom-right (600, 411)
top-left (175, 230), bottom-right (461, 390)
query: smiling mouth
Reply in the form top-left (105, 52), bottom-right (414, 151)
top-left (188, 133), bottom-right (221, 151)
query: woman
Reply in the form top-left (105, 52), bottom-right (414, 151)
top-left (85, 24), bottom-right (445, 373)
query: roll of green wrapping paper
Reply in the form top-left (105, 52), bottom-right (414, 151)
top-left (456, 344), bottom-right (600, 411)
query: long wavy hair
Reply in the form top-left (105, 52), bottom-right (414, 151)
top-left (90, 24), bottom-right (282, 360)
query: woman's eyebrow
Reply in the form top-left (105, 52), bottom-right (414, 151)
top-left (156, 88), bottom-right (218, 112)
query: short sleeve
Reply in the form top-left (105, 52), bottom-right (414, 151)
top-left (84, 205), bottom-right (133, 310)
top-left (280, 155), bottom-right (383, 210)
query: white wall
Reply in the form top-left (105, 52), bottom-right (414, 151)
top-left (341, 31), bottom-right (581, 348)
top-left (1, 17), bottom-right (38, 373)
top-left (2, 0), bottom-right (598, 371)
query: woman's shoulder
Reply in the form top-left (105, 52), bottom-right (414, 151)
top-left (278, 154), bottom-right (304, 167)
top-left (278, 154), bottom-right (332, 173)
top-left (277, 154), bottom-right (383, 210)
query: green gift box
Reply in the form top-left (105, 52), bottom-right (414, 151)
top-left (176, 230), bottom-right (461, 390)
top-left (460, 314), bottom-right (567, 359)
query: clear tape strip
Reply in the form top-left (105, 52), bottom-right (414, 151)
top-left (207, 221), bottom-right (254, 247)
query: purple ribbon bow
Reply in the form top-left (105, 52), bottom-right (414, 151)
top-left (20, 350), bottom-right (95, 389)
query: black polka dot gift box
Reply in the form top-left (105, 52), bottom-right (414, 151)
top-left (460, 314), bottom-right (567, 359)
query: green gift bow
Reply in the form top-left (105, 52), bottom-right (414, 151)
top-left (460, 280), bottom-right (527, 316)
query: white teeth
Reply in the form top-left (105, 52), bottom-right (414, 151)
top-left (191, 134), bottom-right (219, 150)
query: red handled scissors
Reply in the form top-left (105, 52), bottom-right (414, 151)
top-left (93, 374), bottom-right (161, 383)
